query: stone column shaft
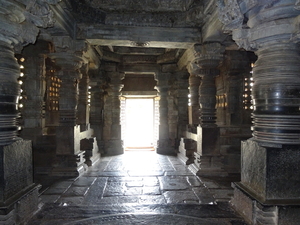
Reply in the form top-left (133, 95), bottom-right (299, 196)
top-left (188, 72), bottom-right (201, 125)
top-left (155, 73), bottom-right (176, 155)
top-left (77, 65), bottom-right (89, 128)
top-left (252, 42), bottom-right (300, 145)
top-left (103, 72), bottom-right (124, 155)
top-left (49, 52), bottom-right (85, 176)
top-left (0, 41), bottom-right (20, 145)
top-left (199, 69), bottom-right (218, 126)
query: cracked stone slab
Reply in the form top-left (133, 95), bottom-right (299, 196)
top-left (124, 187), bottom-right (143, 196)
top-left (103, 182), bottom-right (126, 197)
top-left (193, 187), bottom-right (216, 204)
top-left (73, 177), bottom-right (97, 187)
top-left (142, 186), bottom-right (161, 195)
top-left (128, 170), bottom-right (165, 177)
top-left (163, 190), bottom-right (199, 204)
top-left (63, 186), bottom-right (90, 197)
top-left (57, 196), bottom-right (85, 206)
top-left (138, 195), bottom-right (166, 204)
top-left (158, 176), bottom-right (190, 191)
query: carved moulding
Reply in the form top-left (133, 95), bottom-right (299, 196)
top-left (217, 0), bottom-right (244, 32)
top-left (0, 0), bottom-right (61, 50)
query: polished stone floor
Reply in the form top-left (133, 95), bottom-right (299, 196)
top-left (28, 151), bottom-right (247, 224)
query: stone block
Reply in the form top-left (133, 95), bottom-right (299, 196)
top-left (197, 126), bottom-right (220, 155)
top-left (0, 140), bottom-right (40, 225)
top-left (0, 139), bottom-right (33, 202)
top-left (241, 138), bottom-right (300, 202)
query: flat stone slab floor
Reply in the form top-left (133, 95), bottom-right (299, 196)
top-left (28, 151), bottom-right (247, 225)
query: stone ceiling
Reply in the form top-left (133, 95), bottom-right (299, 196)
top-left (51, 0), bottom-right (209, 66)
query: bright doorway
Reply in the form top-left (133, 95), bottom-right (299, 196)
top-left (121, 97), bottom-right (158, 150)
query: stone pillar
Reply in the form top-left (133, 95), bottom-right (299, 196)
top-left (190, 43), bottom-right (226, 177)
top-left (175, 70), bottom-right (189, 139)
top-left (20, 41), bottom-right (51, 143)
top-left (187, 63), bottom-right (201, 128)
top-left (49, 52), bottom-right (86, 176)
top-left (0, 0), bottom-right (60, 223)
top-left (218, 1), bottom-right (300, 224)
top-left (77, 64), bottom-right (90, 130)
top-left (224, 51), bottom-right (251, 125)
top-left (155, 73), bottom-right (176, 155)
top-left (89, 78), bottom-right (106, 154)
top-left (103, 72), bottom-right (124, 155)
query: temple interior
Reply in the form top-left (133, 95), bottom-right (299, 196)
top-left (1, 0), bottom-right (300, 224)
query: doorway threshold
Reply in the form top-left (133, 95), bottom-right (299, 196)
top-left (125, 147), bottom-right (155, 151)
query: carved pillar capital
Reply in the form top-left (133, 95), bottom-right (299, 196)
top-left (218, 0), bottom-right (300, 50)
top-left (0, 0), bottom-right (60, 51)
top-left (49, 53), bottom-right (84, 75)
top-left (193, 42), bottom-right (225, 70)
top-left (219, 1), bottom-right (300, 144)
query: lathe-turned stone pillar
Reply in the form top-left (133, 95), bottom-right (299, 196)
top-left (0, 0), bottom-right (60, 223)
top-left (19, 41), bottom-right (51, 143)
top-left (103, 72), bottom-right (124, 155)
top-left (49, 52), bottom-right (86, 176)
top-left (218, 1), bottom-right (300, 224)
top-left (155, 73), bottom-right (176, 155)
top-left (191, 43), bottom-right (226, 177)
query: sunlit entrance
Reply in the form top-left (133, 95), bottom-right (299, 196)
top-left (121, 97), bottom-right (158, 150)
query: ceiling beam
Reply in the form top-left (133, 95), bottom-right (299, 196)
top-left (77, 24), bottom-right (201, 49)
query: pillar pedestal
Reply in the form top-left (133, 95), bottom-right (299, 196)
top-left (231, 138), bottom-right (300, 224)
top-left (191, 126), bottom-right (228, 177)
top-left (0, 140), bottom-right (40, 225)
top-left (52, 126), bottom-right (86, 177)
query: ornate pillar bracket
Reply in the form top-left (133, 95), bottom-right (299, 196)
top-left (193, 42), bottom-right (225, 127)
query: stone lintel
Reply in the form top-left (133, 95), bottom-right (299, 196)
top-left (122, 55), bottom-right (157, 64)
top-left (94, 46), bottom-right (121, 62)
top-left (157, 50), bottom-right (181, 64)
top-left (78, 24), bottom-right (200, 48)
top-left (113, 47), bottom-right (165, 55)
top-left (118, 64), bottom-right (160, 73)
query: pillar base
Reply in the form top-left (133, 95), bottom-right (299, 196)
top-left (178, 138), bottom-right (196, 165)
top-left (51, 151), bottom-right (86, 177)
top-left (156, 139), bottom-right (176, 155)
top-left (191, 152), bottom-right (228, 178)
top-left (231, 182), bottom-right (300, 225)
top-left (104, 140), bottom-right (123, 156)
top-left (0, 139), bottom-right (41, 224)
top-left (81, 137), bottom-right (100, 166)
top-left (240, 139), bottom-right (300, 201)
